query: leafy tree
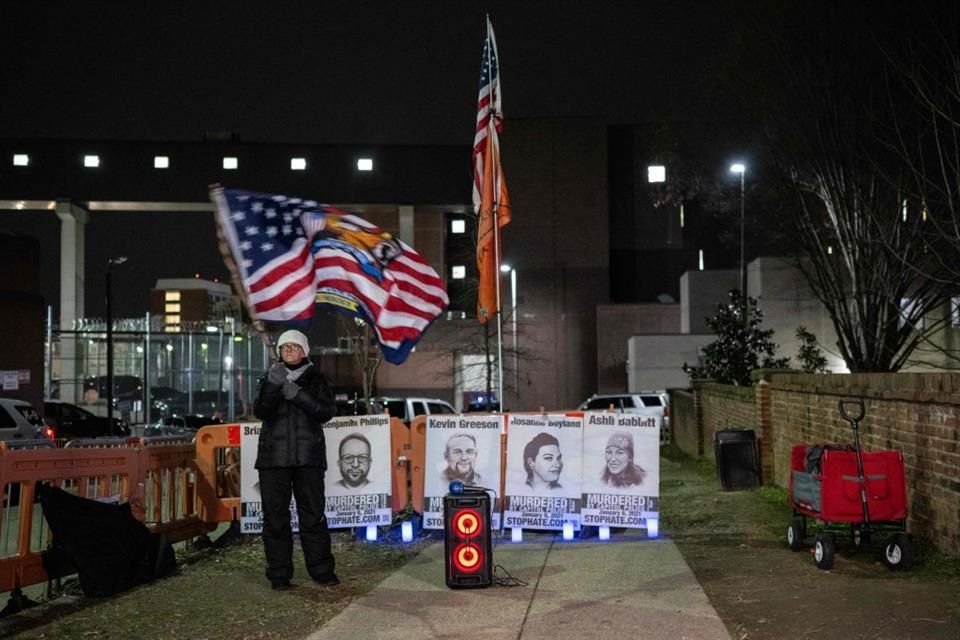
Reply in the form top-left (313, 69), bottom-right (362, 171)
top-left (683, 290), bottom-right (790, 385)
top-left (795, 326), bottom-right (828, 374)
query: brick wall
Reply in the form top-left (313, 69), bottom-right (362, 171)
top-left (699, 382), bottom-right (756, 447)
top-left (673, 371), bottom-right (960, 556)
top-left (670, 390), bottom-right (699, 454)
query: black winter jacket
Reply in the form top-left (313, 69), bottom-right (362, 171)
top-left (253, 362), bottom-right (336, 469)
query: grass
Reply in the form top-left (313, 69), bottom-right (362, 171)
top-left (0, 528), bottom-right (437, 640)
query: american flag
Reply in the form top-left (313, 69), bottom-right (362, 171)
top-left (473, 17), bottom-right (511, 323)
top-left (211, 187), bottom-right (449, 365)
top-left (472, 15), bottom-right (503, 211)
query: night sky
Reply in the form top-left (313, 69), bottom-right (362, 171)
top-left (1, 1), bottom-right (756, 317)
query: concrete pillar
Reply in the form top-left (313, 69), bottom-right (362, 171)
top-left (55, 200), bottom-right (89, 404)
top-left (398, 205), bottom-right (415, 247)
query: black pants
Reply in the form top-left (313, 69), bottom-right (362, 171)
top-left (258, 466), bottom-right (335, 583)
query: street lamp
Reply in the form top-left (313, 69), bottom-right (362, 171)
top-left (105, 255), bottom-right (128, 424)
top-left (729, 163), bottom-right (746, 297)
top-left (500, 264), bottom-right (518, 409)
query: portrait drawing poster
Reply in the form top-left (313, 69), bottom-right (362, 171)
top-left (423, 413), bottom-right (504, 530)
top-left (503, 413), bottom-right (583, 531)
top-left (580, 412), bottom-right (660, 529)
top-left (240, 421), bottom-right (299, 534)
top-left (323, 414), bottom-right (392, 528)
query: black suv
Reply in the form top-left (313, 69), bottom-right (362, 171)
top-left (43, 400), bottom-right (131, 439)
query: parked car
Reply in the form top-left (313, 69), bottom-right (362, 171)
top-left (43, 400), bottom-right (131, 439)
top-left (144, 414), bottom-right (223, 437)
top-left (375, 397), bottom-right (457, 425)
top-left (578, 391), bottom-right (670, 431)
top-left (148, 386), bottom-right (187, 417)
top-left (164, 390), bottom-right (246, 420)
top-left (335, 397), bottom-right (384, 417)
top-left (83, 375), bottom-right (143, 405)
top-left (0, 398), bottom-right (48, 441)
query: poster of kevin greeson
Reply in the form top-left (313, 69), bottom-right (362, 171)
top-left (423, 413), bottom-right (504, 530)
top-left (580, 412), bottom-right (660, 529)
top-left (323, 414), bottom-right (392, 528)
top-left (503, 413), bottom-right (583, 531)
top-left (241, 422), bottom-right (300, 534)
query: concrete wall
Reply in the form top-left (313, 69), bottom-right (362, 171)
top-left (673, 372), bottom-right (960, 557)
top-left (749, 257), bottom-right (846, 372)
top-left (596, 303), bottom-right (680, 393)
top-left (680, 268), bottom-right (737, 334)
top-left (627, 333), bottom-right (713, 392)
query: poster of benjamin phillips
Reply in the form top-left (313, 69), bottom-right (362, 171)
top-left (323, 414), bottom-right (392, 528)
top-left (580, 412), bottom-right (660, 529)
top-left (423, 413), bottom-right (504, 530)
top-left (503, 413), bottom-right (583, 531)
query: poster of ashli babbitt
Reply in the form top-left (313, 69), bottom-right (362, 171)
top-left (240, 422), bottom-right (300, 534)
top-left (580, 412), bottom-right (660, 530)
top-left (503, 413), bottom-right (583, 531)
top-left (323, 414), bottom-right (392, 528)
top-left (423, 413), bottom-right (504, 530)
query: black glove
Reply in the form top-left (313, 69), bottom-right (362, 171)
top-left (281, 380), bottom-right (300, 400)
top-left (267, 363), bottom-right (287, 385)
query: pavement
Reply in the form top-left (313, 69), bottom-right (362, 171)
top-left (307, 530), bottom-right (731, 640)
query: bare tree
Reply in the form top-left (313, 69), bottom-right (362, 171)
top-left (336, 316), bottom-right (382, 408)
top-left (734, 3), bottom-right (957, 371)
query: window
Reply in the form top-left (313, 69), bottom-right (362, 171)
top-left (450, 219), bottom-right (466, 234)
top-left (222, 156), bottom-right (238, 170)
top-left (428, 402), bottom-right (456, 415)
top-left (154, 156), bottom-right (170, 169)
top-left (12, 154), bottom-right (29, 166)
top-left (952, 296), bottom-right (960, 328)
top-left (83, 155), bottom-right (100, 168)
top-left (410, 401), bottom-right (427, 418)
top-left (640, 395), bottom-right (664, 407)
top-left (290, 157), bottom-right (307, 171)
top-left (899, 298), bottom-right (924, 330)
top-left (647, 165), bottom-right (666, 183)
top-left (356, 158), bottom-right (373, 171)
top-left (586, 397), bottom-right (618, 411)
top-left (165, 291), bottom-right (181, 302)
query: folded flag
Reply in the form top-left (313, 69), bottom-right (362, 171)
top-left (211, 187), bottom-right (449, 365)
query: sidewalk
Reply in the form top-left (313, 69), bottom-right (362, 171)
top-left (307, 531), bottom-right (731, 640)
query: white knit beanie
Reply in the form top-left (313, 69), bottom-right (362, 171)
top-left (276, 329), bottom-right (310, 358)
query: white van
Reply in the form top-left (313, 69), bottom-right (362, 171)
top-left (375, 397), bottom-right (457, 425)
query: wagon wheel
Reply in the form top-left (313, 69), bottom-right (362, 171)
top-left (851, 526), bottom-right (871, 550)
top-left (786, 518), bottom-right (805, 552)
top-left (882, 533), bottom-right (913, 571)
top-left (813, 533), bottom-right (835, 570)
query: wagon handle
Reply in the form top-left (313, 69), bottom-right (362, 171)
top-left (838, 399), bottom-right (864, 426)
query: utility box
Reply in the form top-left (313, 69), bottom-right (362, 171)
top-left (714, 429), bottom-right (760, 490)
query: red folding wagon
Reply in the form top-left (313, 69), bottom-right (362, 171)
top-left (786, 399), bottom-right (912, 570)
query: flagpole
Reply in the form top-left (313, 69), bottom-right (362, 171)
top-left (491, 123), bottom-right (504, 412)
top-left (486, 15), bottom-right (505, 413)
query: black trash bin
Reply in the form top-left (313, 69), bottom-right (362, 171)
top-left (714, 429), bottom-right (760, 490)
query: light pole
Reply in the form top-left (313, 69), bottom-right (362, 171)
top-left (105, 255), bottom-right (128, 423)
top-left (730, 163), bottom-right (746, 298)
top-left (500, 264), bottom-right (518, 409)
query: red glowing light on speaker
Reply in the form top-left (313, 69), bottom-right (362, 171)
top-left (452, 543), bottom-right (483, 572)
top-left (453, 510), bottom-right (480, 536)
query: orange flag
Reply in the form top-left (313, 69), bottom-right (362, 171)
top-left (476, 126), bottom-right (511, 323)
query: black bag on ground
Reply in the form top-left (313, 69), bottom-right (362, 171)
top-left (37, 483), bottom-right (176, 597)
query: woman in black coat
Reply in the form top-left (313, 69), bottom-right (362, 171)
top-left (254, 329), bottom-right (338, 590)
